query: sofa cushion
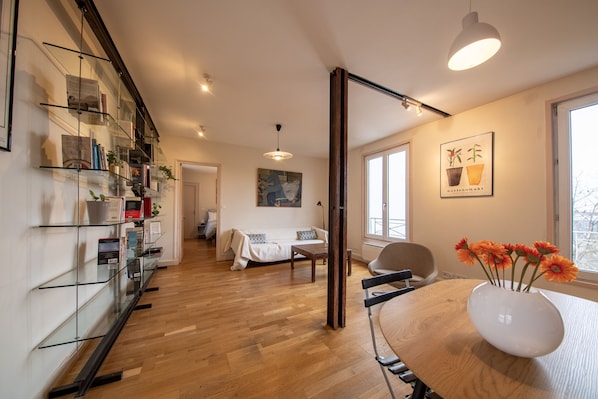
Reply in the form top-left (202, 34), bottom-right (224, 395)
top-left (297, 230), bottom-right (317, 240)
top-left (247, 233), bottom-right (267, 244)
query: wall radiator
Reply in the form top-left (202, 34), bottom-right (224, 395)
top-left (361, 242), bottom-right (385, 262)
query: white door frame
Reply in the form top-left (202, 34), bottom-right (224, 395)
top-left (173, 160), bottom-right (221, 264)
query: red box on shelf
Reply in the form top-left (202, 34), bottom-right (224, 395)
top-left (143, 197), bottom-right (152, 218)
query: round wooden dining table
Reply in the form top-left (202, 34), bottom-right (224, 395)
top-left (379, 279), bottom-right (598, 399)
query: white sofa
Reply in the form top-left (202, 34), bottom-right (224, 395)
top-left (228, 226), bottom-right (328, 270)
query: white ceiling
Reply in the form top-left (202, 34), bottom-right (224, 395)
top-left (93, 0), bottom-right (598, 159)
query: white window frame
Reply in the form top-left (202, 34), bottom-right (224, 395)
top-left (554, 91), bottom-right (598, 284)
top-left (364, 143), bottom-right (410, 242)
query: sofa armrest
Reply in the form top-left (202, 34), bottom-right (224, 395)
top-left (312, 226), bottom-right (328, 244)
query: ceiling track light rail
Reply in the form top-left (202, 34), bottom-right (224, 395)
top-left (347, 73), bottom-right (451, 118)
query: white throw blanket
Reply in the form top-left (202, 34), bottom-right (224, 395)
top-left (229, 226), bottom-right (327, 270)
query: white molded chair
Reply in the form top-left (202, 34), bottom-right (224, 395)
top-left (368, 242), bottom-right (438, 288)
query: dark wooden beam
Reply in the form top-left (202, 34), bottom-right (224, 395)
top-left (327, 68), bottom-right (348, 329)
top-left (75, 0), bottom-right (160, 140)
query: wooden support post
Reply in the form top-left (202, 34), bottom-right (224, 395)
top-left (327, 67), bottom-right (348, 329)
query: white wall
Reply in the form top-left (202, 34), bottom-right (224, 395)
top-left (348, 65), bottom-right (598, 302)
top-left (158, 135), bottom-right (329, 264)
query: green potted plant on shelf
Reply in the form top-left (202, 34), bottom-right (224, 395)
top-left (106, 150), bottom-right (123, 174)
top-left (152, 202), bottom-right (162, 216)
top-left (158, 165), bottom-right (176, 181)
top-left (87, 189), bottom-right (109, 224)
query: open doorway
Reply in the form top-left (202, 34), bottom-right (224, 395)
top-left (177, 162), bottom-right (220, 262)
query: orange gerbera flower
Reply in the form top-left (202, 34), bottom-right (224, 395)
top-left (540, 255), bottom-right (578, 283)
top-left (534, 241), bottom-right (560, 256)
top-left (455, 237), bottom-right (468, 251)
top-left (490, 253), bottom-right (512, 270)
top-left (522, 247), bottom-right (542, 266)
top-left (457, 248), bottom-right (477, 265)
top-left (454, 237), bottom-right (577, 291)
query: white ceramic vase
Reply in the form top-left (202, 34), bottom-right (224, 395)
top-left (467, 281), bottom-right (565, 358)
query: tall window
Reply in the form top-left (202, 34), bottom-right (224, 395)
top-left (554, 92), bottom-right (598, 283)
top-left (365, 144), bottom-right (409, 241)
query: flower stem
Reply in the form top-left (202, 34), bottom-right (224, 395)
top-left (510, 254), bottom-right (520, 290)
top-left (518, 262), bottom-right (531, 292)
top-left (527, 270), bottom-right (548, 290)
top-left (474, 253), bottom-right (495, 285)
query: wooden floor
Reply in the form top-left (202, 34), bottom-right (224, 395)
top-left (56, 239), bottom-right (412, 398)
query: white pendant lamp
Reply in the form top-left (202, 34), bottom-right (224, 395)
top-left (263, 124), bottom-right (293, 161)
top-left (448, 11), bottom-right (501, 71)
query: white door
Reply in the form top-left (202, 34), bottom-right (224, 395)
top-left (183, 183), bottom-right (198, 239)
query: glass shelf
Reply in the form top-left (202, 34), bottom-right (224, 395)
top-left (40, 103), bottom-right (134, 141)
top-left (38, 258), bottom-right (129, 289)
top-left (37, 42), bottom-right (165, 353)
top-left (39, 165), bottom-right (133, 186)
top-left (38, 222), bottom-right (123, 228)
top-left (143, 254), bottom-right (161, 269)
top-left (42, 42), bottom-right (123, 105)
top-left (38, 282), bottom-right (136, 349)
top-left (142, 262), bottom-right (158, 285)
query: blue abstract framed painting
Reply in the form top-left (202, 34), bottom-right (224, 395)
top-left (257, 168), bottom-right (302, 207)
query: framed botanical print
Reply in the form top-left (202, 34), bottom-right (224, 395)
top-left (440, 131), bottom-right (494, 198)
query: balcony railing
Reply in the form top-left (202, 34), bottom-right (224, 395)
top-left (368, 217), bottom-right (406, 239)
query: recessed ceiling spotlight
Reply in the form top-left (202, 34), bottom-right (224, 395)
top-left (200, 74), bottom-right (213, 93)
top-left (197, 125), bottom-right (206, 137)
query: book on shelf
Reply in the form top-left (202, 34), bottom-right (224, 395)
top-left (143, 197), bottom-right (152, 218)
top-left (105, 196), bottom-right (125, 222)
top-left (124, 197), bottom-right (142, 219)
top-left (66, 75), bottom-right (103, 125)
top-left (99, 144), bottom-right (107, 170)
top-left (142, 247), bottom-right (162, 257)
top-left (90, 139), bottom-right (108, 170)
top-left (100, 93), bottom-right (107, 123)
top-left (130, 163), bottom-right (151, 188)
top-left (150, 221), bottom-right (161, 235)
top-left (126, 226), bottom-right (144, 259)
top-left (92, 138), bottom-right (99, 169)
top-left (61, 134), bottom-right (93, 169)
top-left (120, 162), bottom-right (131, 180)
top-left (115, 120), bottom-right (135, 149)
top-left (144, 221), bottom-right (161, 244)
top-left (126, 258), bottom-right (141, 279)
top-left (97, 237), bottom-right (122, 266)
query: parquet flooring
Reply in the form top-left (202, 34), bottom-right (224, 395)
top-left (56, 239), bottom-right (412, 398)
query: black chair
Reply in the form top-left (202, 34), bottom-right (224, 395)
top-left (362, 270), bottom-right (441, 399)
